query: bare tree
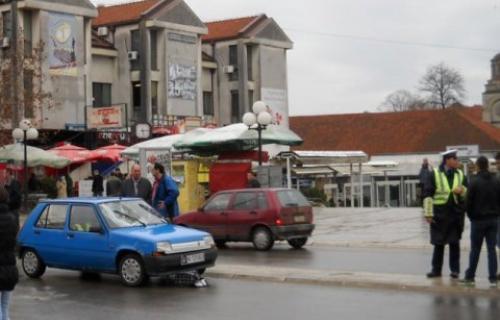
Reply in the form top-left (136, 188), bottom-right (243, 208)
top-left (419, 62), bottom-right (465, 109)
top-left (0, 27), bottom-right (53, 135)
top-left (378, 89), bottom-right (426, 112)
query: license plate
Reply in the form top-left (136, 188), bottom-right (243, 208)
top-left (181, 252), bottom-right (205, 265)
top-left (294, 215), bottom-right (306, 223)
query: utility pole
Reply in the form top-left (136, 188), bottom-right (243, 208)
top-left (10, 0), bottom-right (19, 127)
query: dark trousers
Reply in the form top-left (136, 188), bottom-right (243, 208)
top-left (465, 219), bottom-right (498, 281)
top-left (431, 242), bottom-right (460, 274)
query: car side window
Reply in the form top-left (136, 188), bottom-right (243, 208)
top-left (204, 193), bottom-right (231, 212)
top-left (35, 204), bottom-right (68, 229)
top-left (69, 206), bottom-right (102, 233)
top-left (232, 192), bottom-right (257, 210)
top-left (257, 192), bottom-right (268, 209)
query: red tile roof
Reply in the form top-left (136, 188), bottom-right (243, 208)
top-left (93, 0), bottom-right (160, 27)
top-left (202, 16), bottom-right (261, 42)
top-left (289, 106), bottom-right (500, 155)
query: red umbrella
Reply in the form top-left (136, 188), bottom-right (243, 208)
top-left (48, 143), bottom-right (96, 164)
top-left (93, 144), bottom-right (127, 162)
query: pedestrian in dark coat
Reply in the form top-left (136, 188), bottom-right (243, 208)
top-left (106, 172), bottom-right (123, 197)
top-left (92, 170), bottom-right (104, 197)
top-left (0, 185), bottom-right (19, 320)
top-left (495, 151), bottom-right (500, 280)
top-left (246, 171), bottom-right (261, 188)
top-left (121, 164), bottom-right (152, 203)
top-left (461, 156), bottom-right (500, 286)
top-left (4, 170), bottom-right (21, 230)
top-left (422, 150), bottom-right (467, 279)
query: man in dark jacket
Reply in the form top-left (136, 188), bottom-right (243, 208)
top-left (0, 185), bottom-right (19, 320)
top-left (92, 170), bottom-right (104, 197)
top-left (496, 151), bottom-right (500, 280)
top-left (106, 171), bottom-right (123, 197)
top-left (460, 156), bottom-right (500, 287)
top-left (246, 171), bottom-right (261, 188)
top-left (4, 170), bottom-right (21, 229)
top-left (122, 164), bottom-right (152, 203)
top-left (422, 149), bottom-right (467, 279)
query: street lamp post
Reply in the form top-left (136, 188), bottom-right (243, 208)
top-left (242, 101), bottom-right (272, 166)
top-left (12, 119), bottom-right (39, 209)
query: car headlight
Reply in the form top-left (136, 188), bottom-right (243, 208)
top-left (203, 235), bottom-right (215, 247)
top-left (157, 241), bottom-right (173, 253)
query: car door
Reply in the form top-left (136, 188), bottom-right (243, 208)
top-left (226, 191), bottom-right (269, 241)
top-left (31, 203), bottom-right (70, 268)
top-left (191, 192), bottom-right (232, 239)
top-left (65, 204), bottom-right (114, 271)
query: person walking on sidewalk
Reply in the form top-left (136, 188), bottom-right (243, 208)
top-left (0, 186), bottom-right (19, 320)
top-left (460, 156), bottom-right (500, 287)
top-left (122, 164), bottom-right (152, 203)
top-left (422, 149), bottom-right (467, 279)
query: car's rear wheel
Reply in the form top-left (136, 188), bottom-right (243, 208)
top-left (119, 254), bottom-right (146, 287)
top-left (252, 227), bottom-right (274, 251)
top-left (21, 249), bottom-right (46, 278)
top-left (287, 237), bottom-right (308, 249)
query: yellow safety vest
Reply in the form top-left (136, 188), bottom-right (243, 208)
top-left (432, 168), bottom-right (465, 205)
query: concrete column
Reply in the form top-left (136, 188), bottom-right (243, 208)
top-left (286, 157), bottom-right (292, 188)
top-left (359, 163), bottom-right (363, 208)
top-left (237, 41), bottom-right (249, 115)
top-left (350, 163), bottom-right (354, 208)
top-left (139, 21), bottom-right (151, 123)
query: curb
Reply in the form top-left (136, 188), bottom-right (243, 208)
top-left (206, 264), bottom-right (499, 297)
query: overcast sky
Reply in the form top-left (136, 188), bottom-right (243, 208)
top-left (92, 0), bottom-right (500, 116)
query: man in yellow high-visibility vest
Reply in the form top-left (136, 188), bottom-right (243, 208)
top-left (422, 149), bottom-right (467, 279)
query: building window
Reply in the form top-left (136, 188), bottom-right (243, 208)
top-left (23, 11), bottom-right (32, 56)
top-left (151, 81), bottom-right (158, 115)
top-left (229, 45), bottom-right (238, 81)
top-left (203, 91), bottom-right (214, 116)
top-left (248, 90), bottom-right (254, 110)
top-left (92, 82), bottom-right (112, 108)
top-left (247, 45), bottom-right (253, 81)
top-left (23, 70), bottom-right (33, 118)
top-left (231, 90), bottom-right (239, 123)
top-left (132, 82), bottom-right (141, 110)
top-left (150, 29), bottom-right (157, 70)
top-left (130, 30), bottom-right (140, 71)
top-left (2, 11), bottom-right (12, 39)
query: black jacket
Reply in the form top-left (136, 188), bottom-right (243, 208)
top-left (466, 171), bottom-right (500, 221)
top-left (0, 203), bottom-right (19, 291)
top-left (92, 175), bottom-right (104, 194)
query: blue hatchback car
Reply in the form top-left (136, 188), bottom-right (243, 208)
top-left (17, 198), bottom-right (218, 286)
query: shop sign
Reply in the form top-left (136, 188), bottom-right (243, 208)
top-left (87, 105), bottom-right (123, 129)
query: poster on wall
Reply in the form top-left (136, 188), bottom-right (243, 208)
top-left (168, 63), bottom-right (197, 100)
top-left (261, 88), bottom-right (289, 128)
top-left (48, 12), bottom-right (78, 77)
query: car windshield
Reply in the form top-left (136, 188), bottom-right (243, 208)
top-left (99, 200), bottom-right (167, 228)
top-left (277, 189), bottom-right (310, 207)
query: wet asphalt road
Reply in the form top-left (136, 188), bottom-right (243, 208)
top-left (12, 269), bottom-right (498, 320)
top-left (216, 242), bottom-right (490, 278)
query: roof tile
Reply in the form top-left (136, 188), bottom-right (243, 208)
top-left (290, 106), bottom-right (500, 155)
top-left (93, 0), bottom-right (160, 27)
top-left (202, 16), bottom-right (260, 42)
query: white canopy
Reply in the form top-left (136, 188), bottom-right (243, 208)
top-left (0, 144), bottom-right (71, 168)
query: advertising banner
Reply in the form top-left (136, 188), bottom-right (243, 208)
top-left (48, 12), bottom-right (78, 77)
top-left (261, 88), bottom-right (288, 127)
top-left (168, 63), bottom-right (197, 100)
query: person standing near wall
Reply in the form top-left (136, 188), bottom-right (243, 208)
top-left (495, 151), bottom-right (500, 280)
top-left (0, 186), bottom-right (19, 320)
top-left (91, 170), bottom-right (104, 197)
top-left (4, 170), bottom-right (21, 230)
top-left (460, 156), bottom-right (499, 287)
top-left (422, 149), bottom-right (467, 279)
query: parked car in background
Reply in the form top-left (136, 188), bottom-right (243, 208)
top-left (17, 198), bottom-right (217, 287)
top-left (175, 188), bottom-right (315, 251)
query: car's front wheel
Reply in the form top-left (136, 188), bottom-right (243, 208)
top-left (21, 249), bottom-right (46, 278)
top-left (252, 227), bottom-right (274, 251)
top-left (287, 237), bottom-right (308, 249)
top-left (119, 254), bottom-right (146, 287)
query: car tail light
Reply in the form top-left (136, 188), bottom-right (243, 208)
top-left (275, 218), bottom-right (283, 225)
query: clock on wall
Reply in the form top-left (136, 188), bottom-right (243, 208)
top-left (135, 123), bottom-right (151, 139)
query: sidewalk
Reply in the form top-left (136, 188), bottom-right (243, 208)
top-left (207, 263), bottom-right (498, 296)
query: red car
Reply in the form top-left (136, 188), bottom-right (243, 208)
top-left (175, 188), bottom-right (315, 251)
